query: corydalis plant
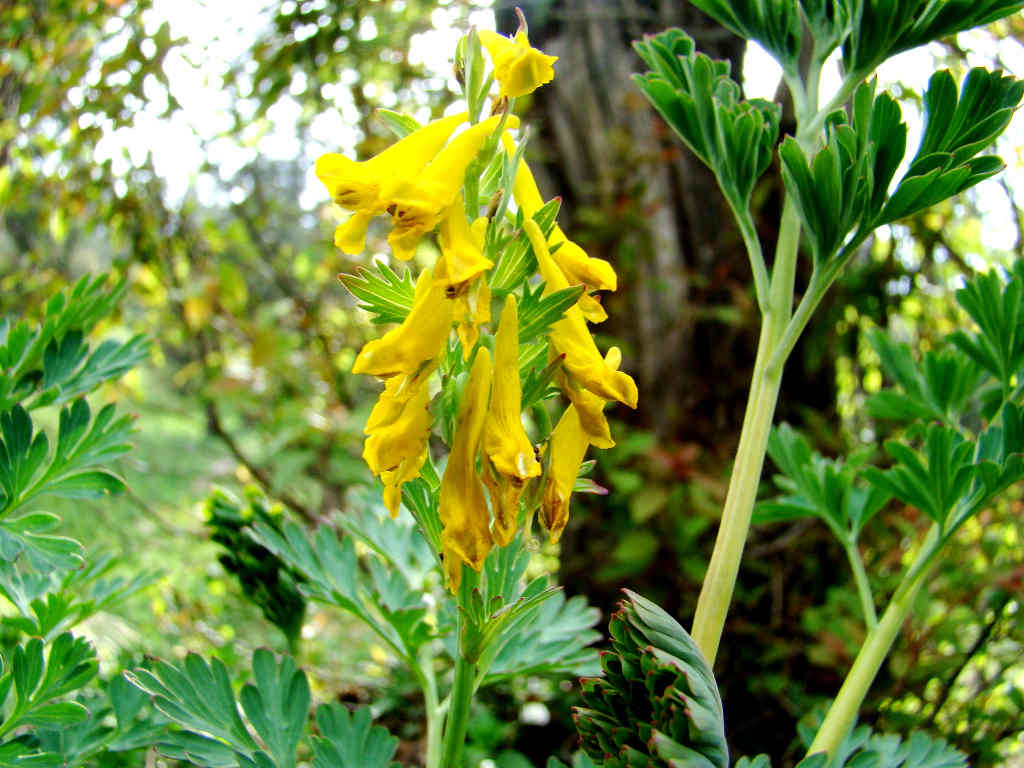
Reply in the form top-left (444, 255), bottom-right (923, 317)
top-left (318, 20), bottom-right (638, 592)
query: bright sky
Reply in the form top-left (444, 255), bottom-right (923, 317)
top-left (93, 1), bottom-right (1023, 259)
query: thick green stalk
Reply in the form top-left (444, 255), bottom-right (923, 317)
top-left (440, 650), bottom-right (476, 768)
top-left (691, 199), bottom-right (802, 664)
top-left (808, 528), bottom-right (940, 759)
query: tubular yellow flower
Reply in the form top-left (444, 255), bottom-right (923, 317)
top-left (315, 112), bottom-right (468, 254)
top-left (352, 268), bottom-right (454, 378)
top-left (500, 134), bottom-right (616, 322)
top-left (484, 296), bottom-right (542, 544)
top-left (452, 276), bottom-right (491, 357)
top-left (525, 219), bottom-right (638, 408)
top-left (439, 349), bottom-right (494, 590)
top-left (478, 28), bottom-right (557, 99)
top-left (540, 404), bottom-right (589, 543)
top-left (386, 115), bottom-right (515, 261)
top-left (434, 195), bottom-right (493, 291)
top-left (362, 373), bottom-right (433, 517)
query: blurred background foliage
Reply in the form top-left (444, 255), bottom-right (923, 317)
top-left (1, 0), bottom-right (1022, 766)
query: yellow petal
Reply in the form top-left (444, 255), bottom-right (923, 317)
top-left (333, 210), bottom-right (376, 255)
top-left (386, 115), bottom-right (515, 262)
top-left (549, 233), bottom-right (617, 292)
top-left (435, 197), bottom-right (494, 289)
top-left (315, 111), bottom-right (468, 210)
top-left (352, 268), bottom-right (454, 377)
top-left (362, 375), bottom-right (432, 517)
top-left (478, 29), bottom-right (557, 99)
top-left (540, 404), bottom-right (588, 543)
top-left (453, 277), bottom-right (491, 358)
top-left (440, 349), bottom-right (494, 590)
top-left (485, 295), bottom-right (542, 480)
top-left (482, 465), bottom-right (522, 548)
top-left (556, 345), bottom-right (623, 450)
top-left (500, 135), bottom-right (618, 294)
top-left (524, 219), bottom-right (638, 407)
top-left (577, 292), bottom-right (608, 324)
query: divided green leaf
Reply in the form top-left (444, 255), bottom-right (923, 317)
top-left (311, 703), bottom-right (400, 768)
top-left (677, 0), bottom-right (801, 72)
top-left (634, 29), bottom-right (780, 215)
top-left (339, 264), bottom-right (416, 325)
top-left (880, 68), bottom-right (1023, 225)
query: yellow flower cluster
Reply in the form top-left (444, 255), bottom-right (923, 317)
top-left (318, 25), bottom-right (636, 590)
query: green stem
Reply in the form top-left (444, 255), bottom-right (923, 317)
top-left (807, 526), bottom-right (941, 760)
top-left (440, 651), bottom-right (476, 768)
top-left (690, 198), bottom-right (803, 665)
top-left (732, 203), bottom-right (770, 313)
top-left (418, 647), bottom-right (444, 768)
top-left (843, 540), bottom-right (878, 630)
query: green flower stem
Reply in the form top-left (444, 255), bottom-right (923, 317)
top-left (808, 526), bottom-right (941, 760)
top-left (440, 650), bottom-right (476, 768)
top-left (843, 540), bottom-right (878, 630)
top-left (691, 198), bottom-right (803, 664)
top-left (418, 647), bottom-right (444, 768)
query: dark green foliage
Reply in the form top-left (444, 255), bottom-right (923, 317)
top-left (0, 276), bottom-right (148, 413)
top-left (842, 0), bottom-right (1024, 75)
top-left (757, 424), bottom-right (889, 545)
top-left (866, 332), bottom-right (983, 426)
top-left (781, 68), bottom-right (1021, 266)
top-left (683, 0), bottom-right (802, 70)
top-left (948, 261), bottom-right (1024, 394)
top-left (633, 29), bottom-right (780, 214)
top-left (880, 69), bottom-right (1024, 225)
top-left (310, 703), bottom-right (401, 768)
top-left (126, 650), bottom-right (338, 768)
top-left (0, 633), bottom-right (96, 737)
top-left (205, 488), bottom-right (307, 653)
top-left (449, 537), bottom-right (600, 677)
top-left (575, 590), bottom-right (727, 768)
top-left (779, 81), bottom-right (905, 264)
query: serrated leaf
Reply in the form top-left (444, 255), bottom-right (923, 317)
top-left (339, 264), bottom-right (416, 325)
top-left (125, 654), bottom-right (259, 758)
top-left (238, 650), bottom-right (308, 768)
top-left (518, 282), bottom-right (585, 344)
top-left (311, 703), bottom-right (399, 768)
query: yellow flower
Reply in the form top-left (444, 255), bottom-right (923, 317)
top-left (478, 28), bottom-right (557, 99)
top-left (501, 134), bottom-right (616, 321)
top-left (452, 276), bottom-right (491, 358)
top-left (362, 372), bottom-right (433, 516)
top-left (484, 296), bottom-right (542, 545)
top-left (352, 268), bottom-right (454, 378)
top-left (524, 219), bottom-right (638, 408)
top-left (316, 112), bottom-right (468, 254)
top-left (556, 345), bottom-right (623, 450)
top-left (439, 349), bottom-right (494, 590)
top-left (434, 194), bottom-right (493, 291)
top-left (540, 404), bottom-right (589, 543)
top-left (385, 115), bottom-right (515, 261)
